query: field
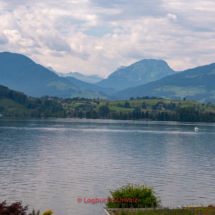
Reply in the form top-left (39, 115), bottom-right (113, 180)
top-left (64, 98), bottom-right (215, 114)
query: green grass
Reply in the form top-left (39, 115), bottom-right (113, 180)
top-left (0, 98), bottom-right (28, 112)
top-left (109, 106), bottom-right (134, 112)
top-left (192, 207), bottom-right (215, 213)
top-left (112, 207), bottom-right (215, 215)
top-left (113, 209), bottom-right (196, 215)
top-left (154, 86), bottom-right (207, 98)
top-left (64, 98), bottom-right (215, 113)
top-left (0, 98), bottom-right (31, 117)
top-left (47, 81), bottom-right (70, 91)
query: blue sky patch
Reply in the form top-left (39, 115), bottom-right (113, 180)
top-left (83, 26), bottom-right (113, 37)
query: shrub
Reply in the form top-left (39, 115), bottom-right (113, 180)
top-left (0, 201), bottom-right (32, 215)
top-left (106, 183), bottom-right (161, 208)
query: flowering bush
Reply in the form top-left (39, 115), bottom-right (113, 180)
top-left (42, 210), bottom-right (53, 215)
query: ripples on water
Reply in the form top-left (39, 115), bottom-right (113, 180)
top-left (0, 118), bottom-right (215, 215)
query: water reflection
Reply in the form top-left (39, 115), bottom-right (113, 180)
top-left (0, 118), bottom-right (215, 215)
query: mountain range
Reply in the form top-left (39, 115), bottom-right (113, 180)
top-left (112, 63), bottom-right (215, 103)
top-left (66, 76), bottom-right (115, 95)
top-left (49, 69), bottom-right (104, 84)
top-left (96, 59), bottom-right (175, 91)
top-left (0, 52), bottom-right (106, 99)
top-left (1, 52), bottom-right (215, 103)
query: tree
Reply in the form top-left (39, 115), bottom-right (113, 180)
top-left (0, 201), bottom-right (32, 215)
top-left (99, 105), bottom-right (110, 117)
top-left (141, 102), bottom-right (147, 109)
top-left (124, 101), bottom-right (130, 108)
top-left (135, 107), bottom-right (141, 112)
top-left (183, 97), bottom-right (186, 101)
top-left (145, 111), bottom-right (149, 118)
top-left (91, 111), bottom-right (98, 119)
top-left (43, 109), bottom-right (50, 118)
top-left (78, 111), bottom-right (83, 118)
top-left (86, 111), bottom-right (91, 118)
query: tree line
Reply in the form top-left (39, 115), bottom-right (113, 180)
top-left (70, 105), bottom-right (215, 122)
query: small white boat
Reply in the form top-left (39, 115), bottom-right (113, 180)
top-left (194, 127), bottom-right (199, 131)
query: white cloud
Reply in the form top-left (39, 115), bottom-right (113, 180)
top-left (0, 0), bottom-right (215, 75)
top-left (166, 13), bottom-right (177, 21)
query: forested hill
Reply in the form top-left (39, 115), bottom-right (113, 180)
top-left (0, 84), bottom-right (66, 117)
top-left (112, 62), bottom-right (215, 103)
top-left (0, 52), bottom-right (106, 99)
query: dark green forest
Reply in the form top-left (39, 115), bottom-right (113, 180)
top-left (69, 105), bottom-right (215, 122)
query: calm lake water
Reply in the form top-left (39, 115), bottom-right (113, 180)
top-left (0, 118), bottom-right (215, 215)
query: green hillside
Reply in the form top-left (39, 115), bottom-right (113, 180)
top-left (96, 59), bottom-right (175, 91)
top-left (0, 84), bottom-right (65, 117)
top-left (112, 63), bottom-right (215, 103)
top-left (0, 52), bottom-right (107, 99)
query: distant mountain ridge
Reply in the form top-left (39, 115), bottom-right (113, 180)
top-left (66, 76), bottom-right (115, 95)
top-left (96, 59), bottom-right (175, 91)
top-left (112, 63), bottom-right (215, 103)
top-left (51, 71), bottom-right (104, 84)
top-left (0, 52), bottom-right (107, 99)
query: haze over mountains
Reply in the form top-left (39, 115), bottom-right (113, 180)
top-left (1, 52), bottom-right (215, 103)
top-left (47, 68), bottom-right (104, 84)
top-left (66, 76), bottom-right (115, 95)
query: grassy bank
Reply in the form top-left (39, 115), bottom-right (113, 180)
top-left (108, 206), bottom-right (215, 215)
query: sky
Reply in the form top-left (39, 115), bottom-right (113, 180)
top-left (0, 0), bottom-right (215, 76)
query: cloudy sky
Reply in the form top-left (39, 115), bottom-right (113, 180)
top-left (0, 0), bottom-right (215, 76)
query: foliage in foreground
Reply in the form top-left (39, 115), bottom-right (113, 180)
top-left (41, 210), bottom-right (53, 215)
top-left (106, 183), bottom-right (161, 209)
top-left (116, 209), bottom-right (196, 215)
top-left (0, 201), bottom-right (31, 215)
top-left (0, 201), bottom-right (53, 215)
top-left (32, 209), bottom-right (40, 215)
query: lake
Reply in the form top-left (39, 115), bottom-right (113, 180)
top-left (0, 118), bottom-right (215, 215)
